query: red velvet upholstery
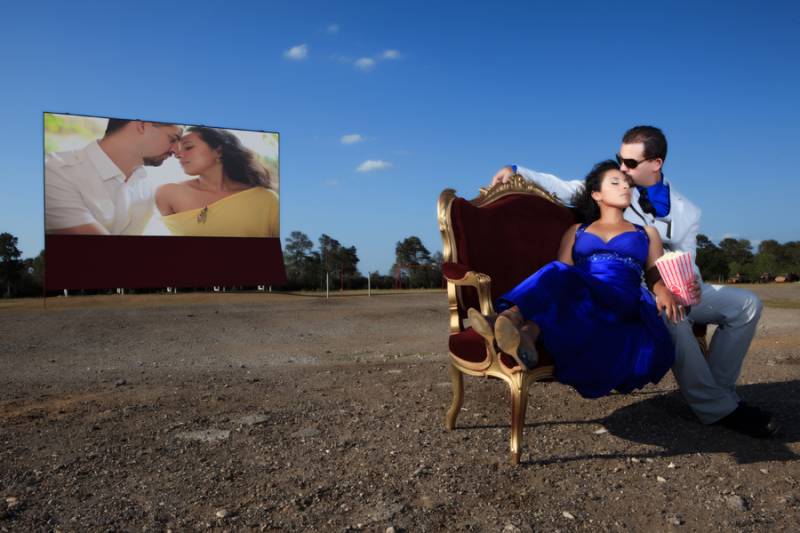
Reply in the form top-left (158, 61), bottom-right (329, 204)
top-left (450, 193), bottom-right (576, 321)
top-left (449, 328), bottom-right (490, 364)
top-left (442, 261), bottom-right (469, 281)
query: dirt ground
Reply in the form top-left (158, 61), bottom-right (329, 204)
top-left (1, 285), bottom-right (799, 532)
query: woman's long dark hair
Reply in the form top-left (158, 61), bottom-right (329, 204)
top-left (187, 126), bottom-right (271, 189)
top-left (571, 159), bottom-right (621, 223)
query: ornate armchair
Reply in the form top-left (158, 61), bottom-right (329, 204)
top-left (437, 175), bottom-right (575, 464)
top-left (438, 175), bottom-right (708, 464)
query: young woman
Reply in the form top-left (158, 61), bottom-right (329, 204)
top-left (156, 126), bottom-right (279, 237)
top-left (469, 160), bottom-right (681, 398)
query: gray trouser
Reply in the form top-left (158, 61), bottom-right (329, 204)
top-left (664, 283), bottom-right (763, 424)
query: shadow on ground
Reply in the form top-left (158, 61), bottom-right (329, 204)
top-left (456, 380), bottom-right (800, 467)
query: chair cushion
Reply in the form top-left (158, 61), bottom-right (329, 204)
top-left (449, 328), bottom-right (489, 364)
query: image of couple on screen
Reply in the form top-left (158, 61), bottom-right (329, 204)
top-left (44, 114), bottom-right (279, 238)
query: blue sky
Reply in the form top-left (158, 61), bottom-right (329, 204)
top-left (1, 1), bottom-right (799, 274)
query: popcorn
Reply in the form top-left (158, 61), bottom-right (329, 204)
top-left (655, 251), bottom-right (699, 306)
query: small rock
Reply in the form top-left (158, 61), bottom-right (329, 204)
top-left (667, 514), bottom-right (683, 525)
top-left (668, 462), bottom-right (677, 469)
top-left (216, 509), bottom-right (229, 518)
top-left (114, 379), bottom-right (127, 387)
top-left (291, 427), bottom-right (319, 439)
top-left (725, 495), bottom-right (747, 511)
top-left (412, 465), bottom-right (430, 477)
top-left (759, 469), bottom-right (768, 475)
top-left (503, 524), bottom-right (522, 533)
top-left (562, 511), bottom-right (575, 520)
top-left (176, 429), bottom-right (231, 443)
top-left (593, 428), bottom-right (609, 435)
top-left (386, 527), bottom-right (397, 533)
top-left (236, 414), bottom-right (270, 426)
top-left (657, 476), bottom-right (667, 483)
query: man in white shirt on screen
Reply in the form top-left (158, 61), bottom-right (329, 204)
top-left (45, 119), bottom-right (182, 235)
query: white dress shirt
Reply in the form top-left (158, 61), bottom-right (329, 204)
top-left (45, 141), bottom-right (154, 235)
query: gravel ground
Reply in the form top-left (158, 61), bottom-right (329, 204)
top-left (1, 285), bottom-right (799, 532)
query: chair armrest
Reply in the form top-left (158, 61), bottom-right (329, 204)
top-left (442, 262), bottom-right (495, 330)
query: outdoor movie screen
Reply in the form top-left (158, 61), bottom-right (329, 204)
top-left (43, 113), bottom-right (286, 290)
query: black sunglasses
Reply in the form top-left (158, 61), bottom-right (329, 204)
top-left (616, 154), bottom-right (657, 169)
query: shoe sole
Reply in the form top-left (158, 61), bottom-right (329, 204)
top-left (467, 308), bottom-right (494, 342)
top-left (495, 315), bottom-right (539, 367)
top-left (495, 315), bottom-right (522, 356)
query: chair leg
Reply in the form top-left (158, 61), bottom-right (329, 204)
top-left (445, 363), bottom-right (464, 430)
top-left (509, 373), bottom-right (530, 465)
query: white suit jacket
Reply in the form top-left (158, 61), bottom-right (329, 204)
top-left (516, 166), bottom-right (702, 266)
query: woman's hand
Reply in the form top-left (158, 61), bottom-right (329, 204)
top-left (689, 275), bottom-right (702, 304)
top-left (654, 284), bottom-right (684, 324)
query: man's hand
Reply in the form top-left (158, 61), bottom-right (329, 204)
top-left (490, 166), bottom-right (515, 187)
top-left (654, 285), bottom-right (685, 324)
top-left (689, 276), bottom-right (702, 304)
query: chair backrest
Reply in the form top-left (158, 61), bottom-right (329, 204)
top-left (438, 176), bottom-right (577, 327)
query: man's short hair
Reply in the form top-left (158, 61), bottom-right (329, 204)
top-left (622, 125), bottom-right (668, 161)
top-left (104, 119), bottom-right (131, 136)
top-left (104, 119), bottom-right (179, 137)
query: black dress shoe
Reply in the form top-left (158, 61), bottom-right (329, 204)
top-left (738, 401), bottom-right (774, 425)
top-left (715, 405), bottom-right (779, 439)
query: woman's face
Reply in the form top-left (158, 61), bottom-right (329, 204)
top-left (176, 132), bottom-right (220, 176)
top-left (592, 169), bottom-right (633, 209)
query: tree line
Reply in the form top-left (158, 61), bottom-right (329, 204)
top-left (695, 235), bottom-right (800, 283)
top-left (283, 231), bottom-right (443, 291)
top-left (0, 233), bottom-right (44, 298)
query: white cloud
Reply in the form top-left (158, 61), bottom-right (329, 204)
top-left (357, 160), bottom-right (391, 172)
top-left (341, 134), bottom-right (365, 145)
top-left (354, 57), bottom-right (376, 70)
top-left (284, 44), bottom-right (309, 61)
top-left (327, 24), bottom-right (339, 34)
top-left (382, 49), bottom-right (402, 60)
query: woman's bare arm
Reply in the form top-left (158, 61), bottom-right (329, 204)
top-left (155, 184), bottom-right (176, 216)
top-left (556, 223), bottom-right (580, 265)
top-left (644, 226), bottom-right (683, 322)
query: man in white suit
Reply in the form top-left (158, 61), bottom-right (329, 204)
top-left (491, 125), bottom-right (776, 438)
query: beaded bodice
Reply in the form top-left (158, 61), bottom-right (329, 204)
top-left (572, 223), bottom-right (649, 283)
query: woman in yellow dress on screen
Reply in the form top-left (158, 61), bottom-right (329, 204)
top-left (155, 126), bottom-right (279, 237)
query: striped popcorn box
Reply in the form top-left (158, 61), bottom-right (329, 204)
top-left (655, 251), bottom-right (699, 306)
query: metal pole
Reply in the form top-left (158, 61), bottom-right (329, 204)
top-left (326, 273), bottom-right (329, 299)
top-left (368, 272), bottom-right (371, 297)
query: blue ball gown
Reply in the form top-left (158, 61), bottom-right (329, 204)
top-left (496, 223), bottom-right (674, 398)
